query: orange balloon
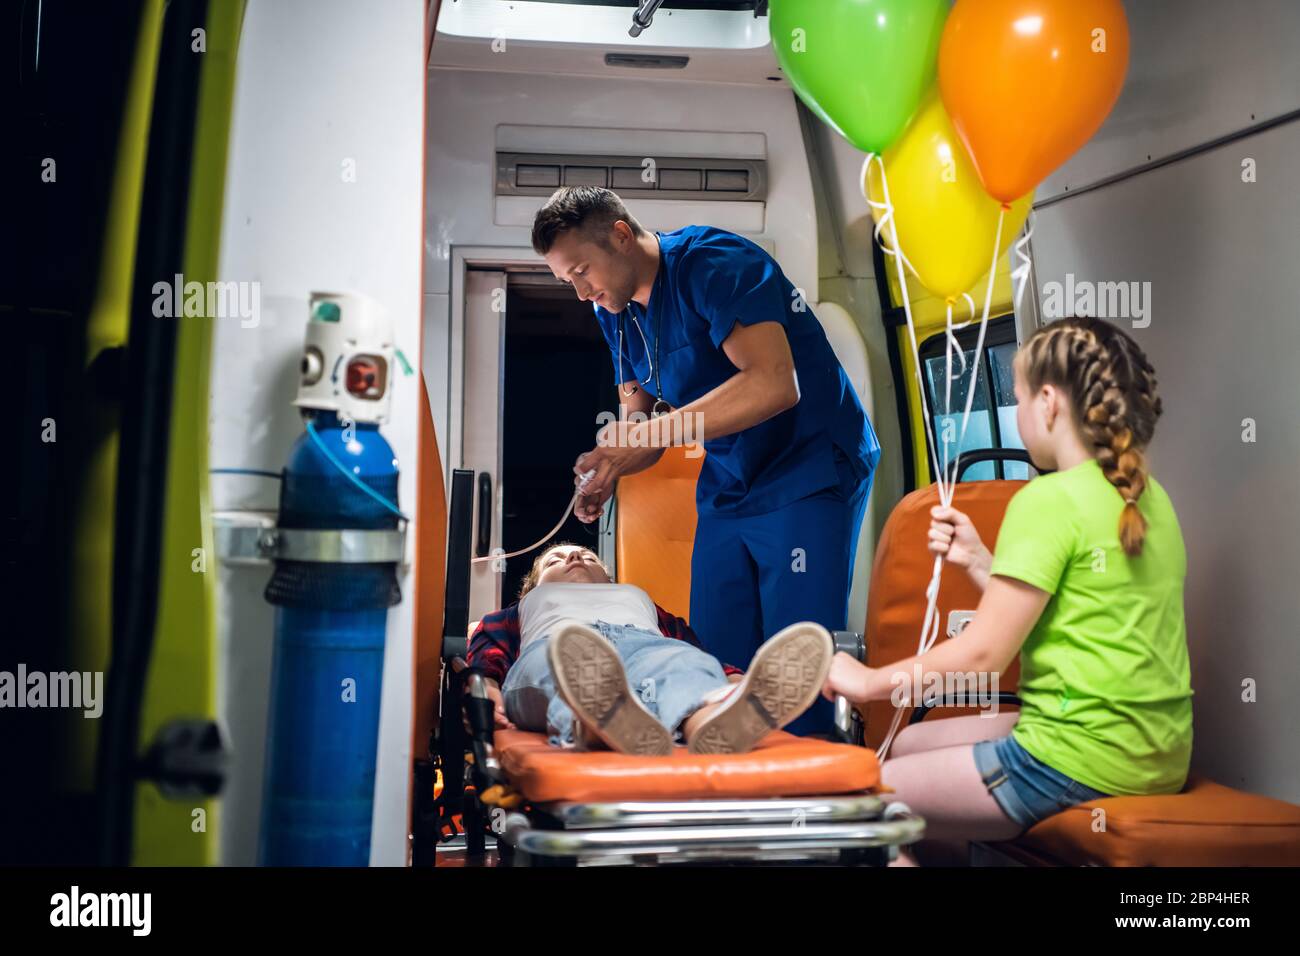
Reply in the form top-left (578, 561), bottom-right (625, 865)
top-left (939, 0), bottom-right (1129, 202)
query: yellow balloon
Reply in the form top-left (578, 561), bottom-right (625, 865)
top-left (863, 86), bottom-right (1032, 302)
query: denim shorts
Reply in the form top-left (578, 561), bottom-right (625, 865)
top-left (973, 733), bottom-right (1111, 830)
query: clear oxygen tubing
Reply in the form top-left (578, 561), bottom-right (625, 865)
top-left (305, 418), bottom-right (409, 521)
top-left (469, 469), bottom-right (597, 564)
top-left (210, 467), bottom-right (284, 479)
top-left (863, 152), bottom-right (1007, 761)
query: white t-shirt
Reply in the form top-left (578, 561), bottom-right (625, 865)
top-left (518, 582), bottom-right (660, 651)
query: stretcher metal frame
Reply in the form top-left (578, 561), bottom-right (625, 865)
top-left (422, 468), bottom-right (925, 867)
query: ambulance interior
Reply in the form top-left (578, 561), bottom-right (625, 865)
top-left (8, 0), bottom-right (1300, 868)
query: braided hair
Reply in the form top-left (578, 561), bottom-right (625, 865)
top-left (1015, 317), bottom-right (1163, 557)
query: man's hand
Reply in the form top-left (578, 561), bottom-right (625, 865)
top-left (574, 419), bottom-right (665, 504)
top-left (573, 489), bottom-right (612, 525)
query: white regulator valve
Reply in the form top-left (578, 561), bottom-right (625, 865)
top-left (294, 291), bottom-right (394, 425)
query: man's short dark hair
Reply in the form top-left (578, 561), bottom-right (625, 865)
top-left (531, 186), bottom-right (646, 256)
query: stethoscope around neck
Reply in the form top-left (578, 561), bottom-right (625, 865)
top-left (614, 234), bottom-right (670, 418)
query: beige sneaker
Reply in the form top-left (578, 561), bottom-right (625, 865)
top-left (547, 622), bottom-right (673, 756)
top-left (687, 622), bottom-right (834, 755)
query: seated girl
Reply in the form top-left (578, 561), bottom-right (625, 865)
top-left (467, 542), bottom-right (833, 755)
top-left (823, 316), bottom-right (1193, 866)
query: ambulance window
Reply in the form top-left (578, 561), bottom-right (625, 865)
top-left (919, 316), bottom-right (1026, 482)
top-left (988, 342), bottom-right (1029, 479)
top-left (924, 349), bottom-right (995, 482)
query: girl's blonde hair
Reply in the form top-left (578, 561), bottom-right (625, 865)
top-left (517, 542), bottom-right (610, 600)
top-left (1015, 316), bottom-right (1163, 557)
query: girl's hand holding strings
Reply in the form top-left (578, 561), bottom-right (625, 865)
top-left (929, 505), bottom-right (993, 592)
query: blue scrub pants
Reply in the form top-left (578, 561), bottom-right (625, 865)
top-left (689, 456), bottom-right (872, 737)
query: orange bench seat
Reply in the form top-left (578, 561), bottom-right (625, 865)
top-left (1013, 775), bottom-right (1300, 866)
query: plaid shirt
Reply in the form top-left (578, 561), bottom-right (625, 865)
top-left (467, 601), bottom-right (743, 686)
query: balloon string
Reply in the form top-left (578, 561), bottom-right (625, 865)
top-left (863, 157), bottom-right (921, 281)
top-left (1011, 209), bottom-right (1036, 314)
top-left (939, 294), bottom-right (975, 493)
top-left (869, 169), bottom-right (1006, 762)
top-left (867, 153), bottom-right (948, 507)
top-left (941, 300), bottom-right (956, 488)
top-left (869, 151), bottom-right (949, 761)
top-left (945, 206), bottom-right (1004, 491)
top-left (958, 291), bottom-right (977, 330)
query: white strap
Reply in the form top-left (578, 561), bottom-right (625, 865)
top-left (868, 154), bottom-right (1006, 762)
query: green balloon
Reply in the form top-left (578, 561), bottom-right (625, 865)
top-left (770, 0), bottom-right (949, 155)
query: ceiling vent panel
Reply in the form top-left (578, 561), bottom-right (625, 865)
top-left (498, 151), bottom-right (766, 203)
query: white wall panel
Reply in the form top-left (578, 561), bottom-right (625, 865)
top-left (1038, 0), bottom-right (1300, 200)
top-left (211, 0), bottom-right (426, 865)
top-left (1031, 118), bottom-right (1300, 802)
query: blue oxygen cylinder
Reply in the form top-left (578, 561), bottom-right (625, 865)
top-left (259, 411), bottom-right (401, 865)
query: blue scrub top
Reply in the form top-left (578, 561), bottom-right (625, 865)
top-left (594, 225), bottom-right (881, 518)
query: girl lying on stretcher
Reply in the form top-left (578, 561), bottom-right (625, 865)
top-left (466, 543), bottom-right (834, 755)
top-left (822, 317), bottom-right (1193, 865)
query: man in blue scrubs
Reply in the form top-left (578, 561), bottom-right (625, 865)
top-left (533, 186), bottom-right (880, 736)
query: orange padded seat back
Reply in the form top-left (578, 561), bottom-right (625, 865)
top-left (615, 447), bottom-right (704, 622)
top-left (863, 479), bottom-right (1026, 747)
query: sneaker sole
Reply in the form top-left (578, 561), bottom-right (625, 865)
top-left (688, 623), bottom-right (834, 755)
top-left (547, 622), bottom-right (673, 756)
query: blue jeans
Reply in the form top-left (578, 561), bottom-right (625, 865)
top-left (500, 620), bottom-right (730, 748)
top-left (690, 447), bottom-right (873, 737)
top-left (973, 733), bottom-right (1111, 830)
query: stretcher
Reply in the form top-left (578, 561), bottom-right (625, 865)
top-left (428, 461), bottom-right (924, 867)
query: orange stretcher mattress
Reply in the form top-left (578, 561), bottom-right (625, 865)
top-left (493, 729), bottom-right (881, 803)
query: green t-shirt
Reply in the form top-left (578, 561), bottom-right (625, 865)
top-left (989, 458), bottom-right (1193, 796)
